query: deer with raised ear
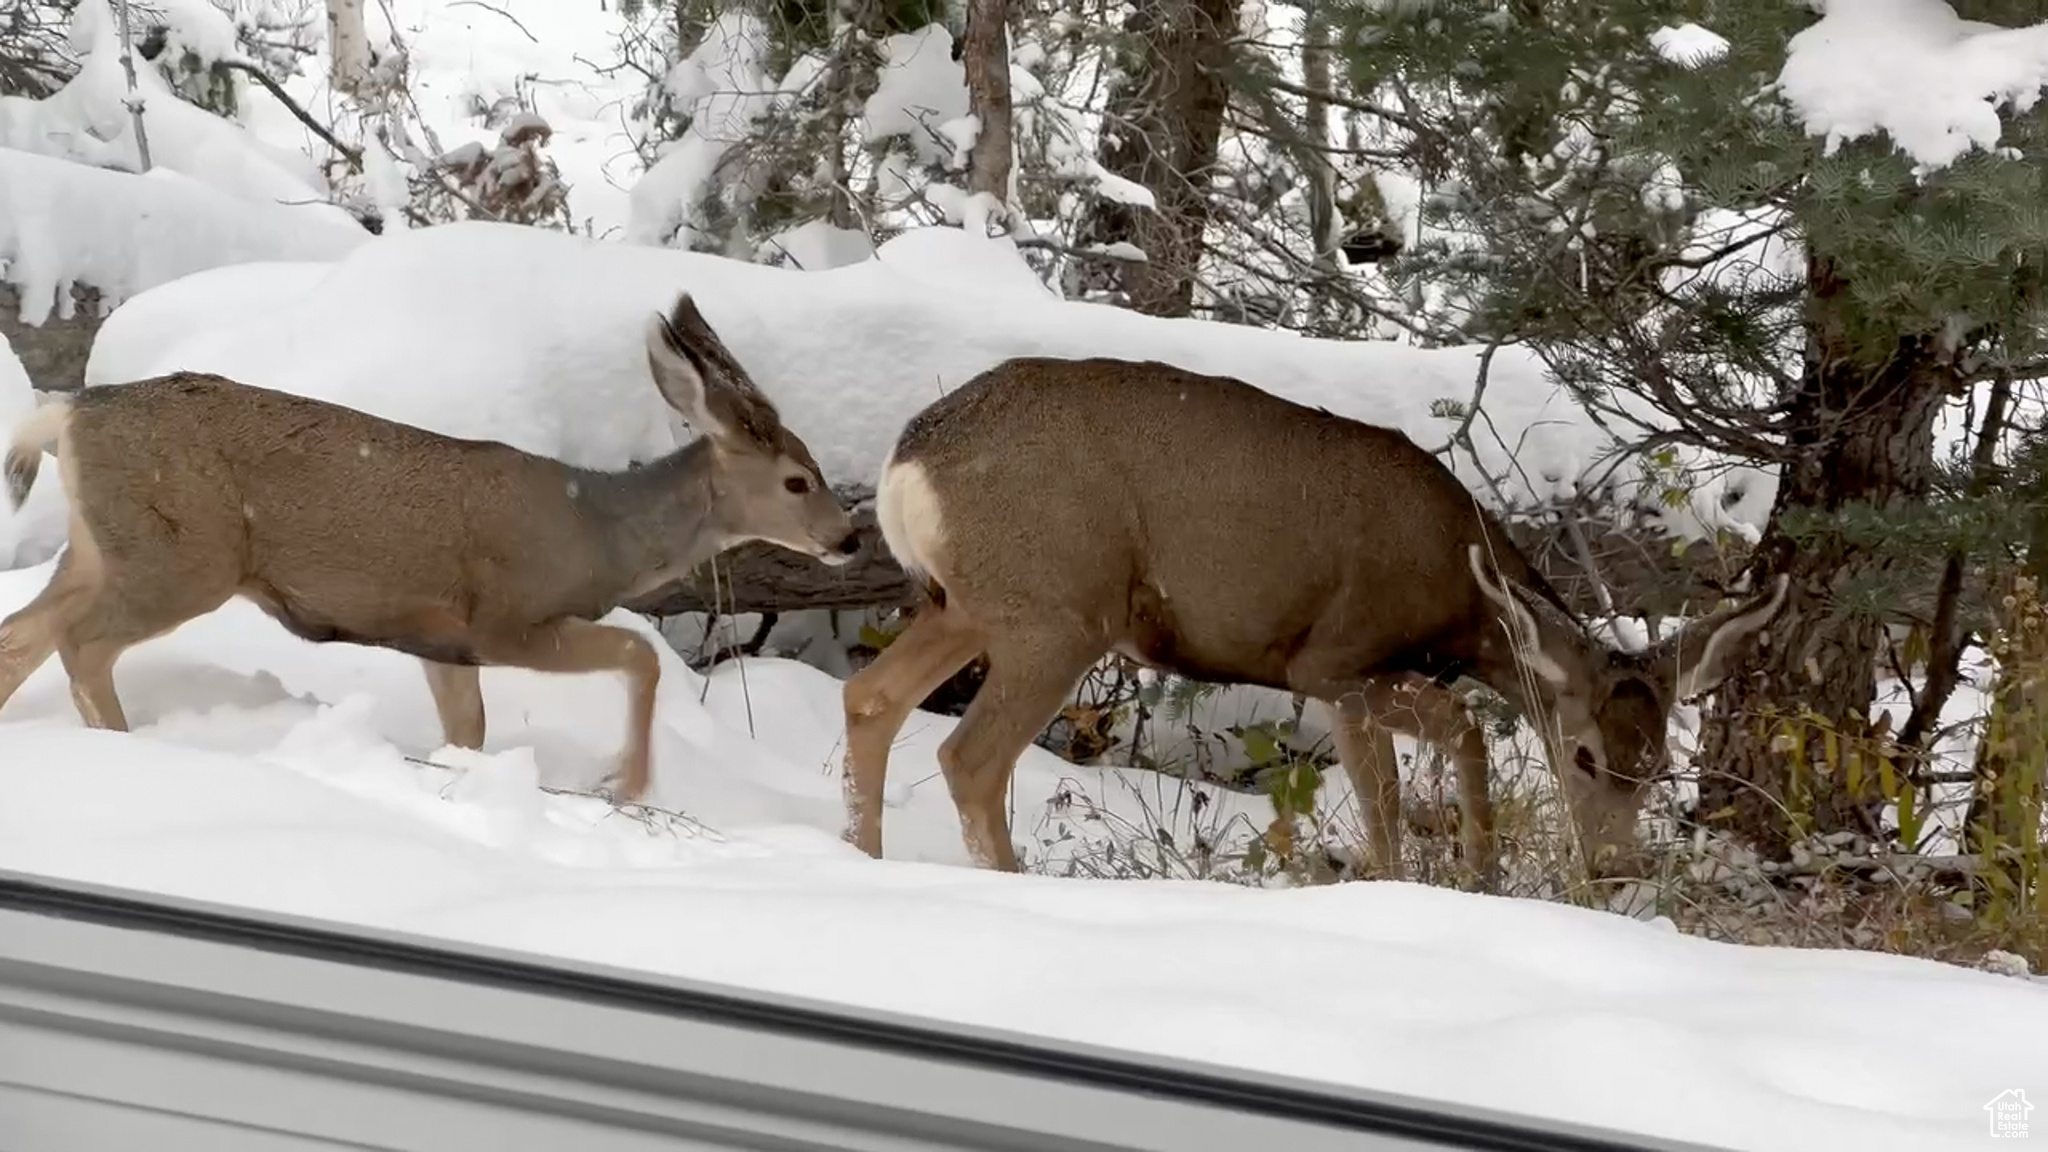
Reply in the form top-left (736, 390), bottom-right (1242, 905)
top-left (841, 356), bottom-right (1787, 880)
top-left (0, 293), bottom-right (858, 803)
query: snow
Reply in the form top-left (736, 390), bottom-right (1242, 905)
top-left (0, 0), bottom-right (368, 327)
top-left (83, 220), bottom-right (1760, 543)
top-left (625, 11), bottom-right (785, 250)
top-left (1778, 0), bottom-right (2048, 170)
top-left (0, 332), bottom-right (63, 569)
top-left (863, 25), bottom-right (971, 169)
top-left (1650, 23), bottom-right (1731, 68)
top-left (0, 554), bottom-right (2037, 1151)
top-left (760, 219), bottom-right (877, 272)
top-left (0, 0), bottom-right (351, 219)
top-left (0, 146), bottom-right (365, 326)
top-left (231, 0), bottom-right (653, 237)
top-left (149, 0), bottom-right (245, 70)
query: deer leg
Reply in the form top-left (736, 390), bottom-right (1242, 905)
top-left (1445, 709), bottom-right (1497, 892)
top-left (474, 620), bottom-right (660, 803)
top-left (57, 639), bottom-right (129, 731)
top-left (936, 634), bottom-right (1101, 872)
top-left (421, 660), bottom-right (485, 750)
top-left (58, 605), bottom-right (223, 732)
top-left (839, 604), bottom-right (983, 859)
top-left (1361, 677), bottom-right (1498, 892)
top-left (0, 551), bottom-right (92, 716)
top-left (53, 554), bottom-right (234, 732)
top-left (1332, 690), bottom-right (1405, 880)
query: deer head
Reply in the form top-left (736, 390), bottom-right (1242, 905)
top-left (1469, 544), bottom-right (1789, 876)
top-left (644, 296), bottom-right (860, 565)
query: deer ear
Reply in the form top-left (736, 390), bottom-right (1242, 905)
top-left (645, 309), bottom-right (735, 442)
top-left (1467, 544), bottom-right (1572, 688)
top-left (644, 294), bottom-right (780, 446)
top-left (1662, 573), bottom-right (1790, 699)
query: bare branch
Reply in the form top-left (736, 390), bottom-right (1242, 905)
top-left (223, 60), bottom-right (362, 166)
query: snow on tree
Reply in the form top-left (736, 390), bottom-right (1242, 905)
top-left (1312, 0), bottom-right (2048, 896)
top-left (1, 0), bottom-right (364, 317)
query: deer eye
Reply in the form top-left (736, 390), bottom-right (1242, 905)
top-left (784, 476), bottom-right (811, 495)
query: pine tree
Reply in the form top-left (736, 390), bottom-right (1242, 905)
top-left (1330, 0), bottom-right (2048, 861)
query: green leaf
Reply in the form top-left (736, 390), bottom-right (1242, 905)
top-left (1235, 723), bottom-right (1282, 767)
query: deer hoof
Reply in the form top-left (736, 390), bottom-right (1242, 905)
top-left (597, 762), bottom-right (650, 806)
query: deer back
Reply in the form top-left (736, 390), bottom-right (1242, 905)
top-left (881, 356), bottom-right (1550, 682)
top-left (53, 293), bottom-right (858, 662)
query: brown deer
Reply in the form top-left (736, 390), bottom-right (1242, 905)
top-left (841, 356), bottom-right (1787, 880)
top-left (0, 293), bottom-right (858, 803)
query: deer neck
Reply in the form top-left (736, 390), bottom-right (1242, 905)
top-left (572, 439), bottom-right (729, 606)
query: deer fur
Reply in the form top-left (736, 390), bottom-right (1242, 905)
top-left (0, 293), bottom-right (857, 803)
top-left (842, 357), bottom-right (1788, 879)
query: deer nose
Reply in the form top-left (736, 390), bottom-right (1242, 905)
top-left (833, 532), bottom-right (862, 556)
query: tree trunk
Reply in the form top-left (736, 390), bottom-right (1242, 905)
top-left (1696, 254), bottom-right (1960, 858)
top-left (960, 0), bottom-right (1012, 220)
top-left (1299, 0), bottom-right (1342, 335)
top-left (1899, 369), bottom-right (2010, 750)
top-left (325, 0), bottom-right (372, 99)
top-left (1074, 0), bottom-right (1236, 317)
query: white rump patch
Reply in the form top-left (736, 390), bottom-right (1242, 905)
top-left (875, 450), bottom-right (946, 581)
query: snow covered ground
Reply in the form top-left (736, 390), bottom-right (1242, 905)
top-left (0, 556), bottom-right (2040, 1152)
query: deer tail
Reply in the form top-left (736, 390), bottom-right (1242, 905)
top-left (6, 397), bottom-right (71, 511)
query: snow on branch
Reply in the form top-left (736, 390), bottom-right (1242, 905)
top-left (1778, 0), bottom-right (2048, 170)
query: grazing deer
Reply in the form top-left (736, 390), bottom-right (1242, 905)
top-left (0, 293), bottom-right (858, 803)
top-left (841, 356), bottom-right (1787, 879)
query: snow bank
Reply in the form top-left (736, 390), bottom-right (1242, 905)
top-left (87, 220), bottom-right (1767, 540)
top-left (0, 556), bottom-right (2036, 1152)
top-left (0, 0), bottom-right (352, 220)
top-left (1779, 0), bottom-right (2048, 169)
top-left (0, 147), bottom-right (364, 326)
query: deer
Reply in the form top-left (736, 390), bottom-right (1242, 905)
top-left (840, 356), bottom-right (1788, 882)
top-left (0, 292), bottom-right (859, 804)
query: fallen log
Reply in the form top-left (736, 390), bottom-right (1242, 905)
top-left (622, 495), bottom-right (919, 617)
